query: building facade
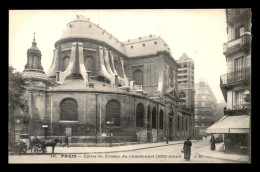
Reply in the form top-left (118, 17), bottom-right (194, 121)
top-left (194, 80), bottom-right (217, 138)
top-left (218, 9), bottom-right (251, 150)
top-left (176, 53), bottom-right (195, 138)
top-left (220, 9), bottom-right (251, 116)
top-left (14, 15), bottom-right (194, 143)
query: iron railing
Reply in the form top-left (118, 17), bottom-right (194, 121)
top-left (220, 67), bottom-right (250, 86)
top-left (223, 34), bottom-right (251, 53)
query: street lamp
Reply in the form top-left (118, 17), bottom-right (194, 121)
top-left (42, 119), bottom-right (49, 139)
top-left (106, 120), bottom-right (114, 147)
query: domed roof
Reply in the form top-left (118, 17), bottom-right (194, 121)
top-left (54, 15), bottom-right (126, 54)
top-left (27, 33), bottom-right (41, 55)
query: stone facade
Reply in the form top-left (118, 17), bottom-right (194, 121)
top-left (17, 15), bottom-right (194, 142)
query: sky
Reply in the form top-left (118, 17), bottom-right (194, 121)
top-left (9, 9), bottom-right (228, 103)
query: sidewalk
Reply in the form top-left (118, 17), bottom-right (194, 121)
top-left (198, 144), bottom-right (250, 163)
top-left (27, 140), bottom-right (186, 155)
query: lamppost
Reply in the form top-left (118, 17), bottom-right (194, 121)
top-left (42, 119), bottom-right (49, 139)
top-left (106, 120), bottom-right (113, 147)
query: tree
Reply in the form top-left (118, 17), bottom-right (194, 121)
top-left (8, 66), bottom-right (29, 134)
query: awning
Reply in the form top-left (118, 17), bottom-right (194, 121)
top-left (206, 115), bottom-right (250, 134)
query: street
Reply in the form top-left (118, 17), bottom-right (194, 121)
top-left (8, 140), bottom-right (235, 163)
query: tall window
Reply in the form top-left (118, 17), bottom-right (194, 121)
top-left (136, 103), bottom-right (144, 127)
top-left (234, 56), bottom-right (245, 71)
top-left (235, 91), bottom-right (244, 109)
top-left (33, 56), bottom-right (38, 68)
top-left (106, 100), bottom-right (120, 126)
top-left (152, 107), bottom-right (157, 129)
top-left (60, 98), bottom-right (78, 121)
top-left (85, 57), bottom-right (94, 75)
top-left (235, 25), bottom-right (245, 39)
top-left (159, 110), bottom-right (163, 129)
top-left (62, 56), bottom-right (70, 71)
top-left (133, 70), bottom-right (143, 85)
top-left (168, 68), bottom-right (174, 87)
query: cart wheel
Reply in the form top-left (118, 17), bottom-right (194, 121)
top-left (22, 146), bottom-right (27, 154)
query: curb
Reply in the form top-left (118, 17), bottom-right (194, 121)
top-left (20, 141), bottom-right (185, 155)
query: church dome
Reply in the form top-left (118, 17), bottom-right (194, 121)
top-left (54, 15), bottom-right (126, 54)
top-left (27, 33), bottom-right (41, 55)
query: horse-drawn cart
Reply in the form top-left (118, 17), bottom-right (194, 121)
top-left (29, 137), bottom-right (62, 154)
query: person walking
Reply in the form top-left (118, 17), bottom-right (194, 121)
top-left (183, 137), bottom-right (192, 161)
top-left (63, 136), bottom-right (69, 148)
top-left (136, 132), bottom-right (140, 143)
top-left (210, 135), bottom-right (216, 151)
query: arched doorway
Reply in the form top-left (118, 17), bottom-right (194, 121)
top-left (106, 100), bottom-right (120, 126)
top-left (60, 98), bottom-right (78, 137)
top-left (136, 103), bottom-right (144, 127)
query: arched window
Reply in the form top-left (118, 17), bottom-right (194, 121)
top-left (152, 107), bottom-right (157, 129)
top-left (136, 103), bottom-right (144, 127)
top-left (33, 56), bottom-right (38, 68)
top-left (85, 56), bottom-right (94, 75)
top-left (159, 110), bottom-right (163, 129)
top-left (133, 70), bottom-right (143, 85)
top-left (106, 100), bottom-right (120, 126)
top-left (60, 98), bottom-right (78, 121)
top-left (147, 105), bottom-right (151, 123)
top-left (62, 56), bottom-right (70, 71)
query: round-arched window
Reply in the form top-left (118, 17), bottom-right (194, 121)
top-left (106, 100), bottom-right (120, 126)
top-left (60, 98), bottom-right (78, 121)
top-left (85, 56), bottom-right (94, 75)
top-left (136, 103), bottom-right (144, 127)
top-left (133, 70), bottom-right (143, 85)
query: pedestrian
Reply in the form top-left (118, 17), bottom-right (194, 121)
top-left (183, 137), bottom-right (192, 161)
top-left (210, 135), bottom-right (216, 151)
top-left (136, 132), bottom-right (140, 143)
top-left (63, 136), bottom-right (69, 148)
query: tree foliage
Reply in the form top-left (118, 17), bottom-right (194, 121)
top-left (8, 66), bottom-right (29, 113)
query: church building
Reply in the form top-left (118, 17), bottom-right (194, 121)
top-left (20, 15), bottom-right (193, 143)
